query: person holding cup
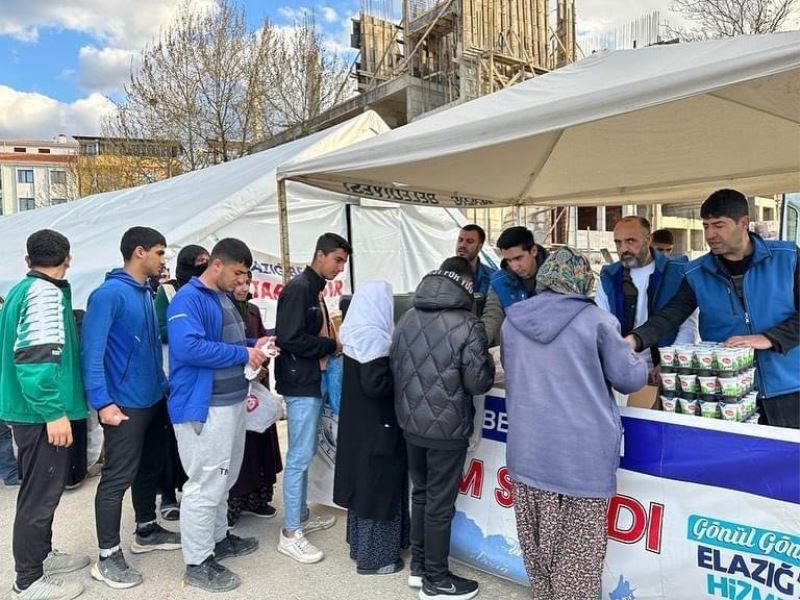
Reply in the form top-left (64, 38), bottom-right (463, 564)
top-left (627, 189), bottom-right (800, 429)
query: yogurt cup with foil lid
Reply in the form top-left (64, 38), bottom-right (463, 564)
top-left (679, 397), bottom-right (699, 416)
top-left (661, 396), bottom-right (678, 413)
top-left (660, 371), bottom-right (678, 392)
top-left (700, 401), bottom-right (720, 419)
top-left (676, 347), bottom-right (695, 369)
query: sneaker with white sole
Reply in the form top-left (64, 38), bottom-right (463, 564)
top-left (419, 573), bottom-right (479, 600)
top-left (408, 565), bottom-right (424, 589)
top-left (299, 512), bottom-right (336, 535)
top-left (91, 550), bottom-right (143, 589)
top-left (277, 530), bottom-right (323, 564)
top-left (11, 575), bottom-right (84, 600)
top-left (43, 550), bottom-right (90, 575)
top-left (130, 523), bottom-right (181, 554)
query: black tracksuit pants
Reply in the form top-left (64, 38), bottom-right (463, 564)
top-left (11, 424), bottom-right (70, 589)
top-left (95, 401), bottom-right (168, 549)
top-left (406, 440), bottom-right (468, 582)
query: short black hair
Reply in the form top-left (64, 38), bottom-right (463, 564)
top-left (211, 238), bottom-right (253, 268)
top-left (460, 224), bottom-right (486, 245)
top-left (439, 256), bottom-right (474, 283)
top-left (651, 229), bottom-right (674, 245)
top-left (616, 215), bottom-right (651, 232)
top-left (701, 189), bottom-right (750, 221)
top-left (27, 229), bottom-right (70, 268)
top-left (496, 226), bottom-right (534, 252)
top-left (120, 227), bottom-right (167, 260)
top-left (314, 232), bottom-right (352, 257)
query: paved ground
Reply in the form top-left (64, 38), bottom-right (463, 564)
top-left (0, 422), bottom-right (528, 599)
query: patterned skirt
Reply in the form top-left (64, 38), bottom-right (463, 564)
top-left (346, 502), bottom-right (410, 571)
top-left (513, 482), bottom-right (609, 600)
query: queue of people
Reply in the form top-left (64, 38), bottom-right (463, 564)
top-left (0, 187), bottom-right (796, 600)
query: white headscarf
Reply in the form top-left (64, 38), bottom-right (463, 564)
top-left (340, 280), bottom-right (394, 364)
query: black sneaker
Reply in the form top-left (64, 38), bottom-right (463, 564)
top-left (131, 522), bottom-right (181, 554)
top-left (184, 556), bottom-right (241, 593)
top-left (214, 533), bottom-right (259, 561)
top-left (419, 573), bottom-right (479, 600)
top-left (357, 557), bottom-right (404, 575)
top-left (91, 550), bottom-right (143, 589)
top-left (241, 504), bottom-right (277, 519)
top-left (160, 504), bottom-right (180, 522)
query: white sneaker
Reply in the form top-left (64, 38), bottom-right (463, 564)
top-left (277, 530), bottom-right (324, 564)
top-left (43, 550), bottom-right (90, 575)
top-left (11, 574), bottom-right (84, 600)
top-left (299, 512), bottom-right (336, 535)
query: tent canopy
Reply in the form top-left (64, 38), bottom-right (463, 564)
top-left (279, 32), bottom-right (800, 208)
top-left (0, 112), bottom-right (472, 306)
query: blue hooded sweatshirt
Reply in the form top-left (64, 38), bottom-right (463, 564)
top-left (81, 269), bottom-right (167, 410)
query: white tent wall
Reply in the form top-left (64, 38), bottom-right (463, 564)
top-left (0, 111), bottom-right (467, 309)
top-left (278, 33), bottom-right (800, 208)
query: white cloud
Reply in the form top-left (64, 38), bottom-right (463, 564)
top-left (0, 0), bottom-right (217, 50)
top-left (320, 6), bottom-right (339, 23)
top-left (277, 6), bottom-right (311, 23)
top-left (78, 46), bottom-right (137, 94)
top-left (0, 86), bottom-right (116, 139)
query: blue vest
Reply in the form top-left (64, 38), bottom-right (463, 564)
top-left (490, 269), bottom-right (529, 311)
top-left (473, 260), bottom-right (497, 298)
top-left (684, 236), bottom-right (798, 398)
top-left (599, 250), bottom-right (687, 348)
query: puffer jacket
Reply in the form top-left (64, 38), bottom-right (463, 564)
top-left (391, 270), bottom-right (495, 449)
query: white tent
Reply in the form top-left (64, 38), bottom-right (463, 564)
top-left (0, 112), bottom-right (476, 308)
top-left (278, 32), bottom-right (800, 208)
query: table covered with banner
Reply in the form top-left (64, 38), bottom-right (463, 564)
top-left (306, 385), bottom-right (800, 599)
top-left (453, 389), bottom-right (800, 600)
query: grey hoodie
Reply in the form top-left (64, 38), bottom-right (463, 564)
top-left (501, 291), bottom-right (647, 498)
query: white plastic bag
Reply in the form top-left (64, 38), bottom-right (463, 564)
top-left (244, 382), bottom-right (282, 433)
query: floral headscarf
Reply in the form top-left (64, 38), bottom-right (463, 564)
top-left (535, 246), bottom-right (594, 297)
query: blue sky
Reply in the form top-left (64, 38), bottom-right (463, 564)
top-left (0, 0), bottom-right (681, 139)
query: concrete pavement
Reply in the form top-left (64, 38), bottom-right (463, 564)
top-left (0, 422), bottom-right (528, 599)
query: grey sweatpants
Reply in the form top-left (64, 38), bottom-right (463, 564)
top-left (174, 403), bottom-right (247, 565)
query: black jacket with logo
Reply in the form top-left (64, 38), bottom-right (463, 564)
top-left (275, 267), bottom-right (337, 397)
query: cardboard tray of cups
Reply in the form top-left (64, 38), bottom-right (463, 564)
top-left (656, 343), bottom-right (759, 424)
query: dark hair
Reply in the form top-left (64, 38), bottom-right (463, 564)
top-left (439, 256), bottom-right (474, 283)
top-left (27, 229), bottom-right (70, 268)
top-left (651, 229), bottom-right (674, 245)
top-left (460, 224), bottom-right (486, 245)
top-left (615, 215), bottom-right (651, 232)
top-left (496, 226), bottom-right (534, 252)
top-left (120, 227), bottom-right (167, 260)
top-left (314, 232), bottom-right (352, 257)
top-left (211, 238), bottom-right (253, 268)
top-left (700, 189), bottom-right (749, 221)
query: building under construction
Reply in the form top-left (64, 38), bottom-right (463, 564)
top-left (265, 0), bottom-right (576, 245)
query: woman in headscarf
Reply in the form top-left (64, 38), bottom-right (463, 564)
top-left (154, 245), bottom-right (209, 343)
top-left (227, 272), bottom-right (283, 526)
top-left (333, 280), bottom-right (408, 575)
top-left (152, 244), bottom-right (208, 520)
top-left (501, 247), bottom-right (647, 600)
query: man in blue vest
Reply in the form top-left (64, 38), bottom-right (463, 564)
top-left (628, 189), bottom-right (799, 429)
top-left (596, 216), bottom-right (697, 374)
top-left (455, 224), bottom-right (496, 300)
top-left (651, 229), bottom-right (675, 256)
top-left (482, 226), bottom-right (548, 346)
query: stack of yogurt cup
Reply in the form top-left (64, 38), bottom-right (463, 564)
top-left (657, 342), bottom-right (759, 423)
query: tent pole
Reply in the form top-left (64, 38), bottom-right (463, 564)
top-left (277, 178), bottom-right (291, 285)
top-left (345, 203), bottom-right (356, 292)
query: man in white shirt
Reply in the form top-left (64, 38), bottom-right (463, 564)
top-left (596, 217), bottom-right (698, 376)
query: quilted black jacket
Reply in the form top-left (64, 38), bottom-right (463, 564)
top-left (391, 270), bottom-right (495, 447)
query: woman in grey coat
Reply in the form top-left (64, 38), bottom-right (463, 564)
top-left (501, 246), bottom-right (647, 600)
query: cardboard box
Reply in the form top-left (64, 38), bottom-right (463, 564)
top-left (626, 385), bottom-right (660, 410)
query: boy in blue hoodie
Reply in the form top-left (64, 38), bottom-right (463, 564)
top-left (81, 227), bottom-right (180, 590)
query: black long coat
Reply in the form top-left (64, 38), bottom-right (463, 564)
top-left (333, 355), bottom-right (407, 521)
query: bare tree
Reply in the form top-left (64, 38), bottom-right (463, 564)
top-left (668, 0), bottom-right (799, 40)
top-left (107, 1), bottom-right (355, 172)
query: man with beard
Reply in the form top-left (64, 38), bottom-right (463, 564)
top-left (455, 225), bottom-right (496, 299)
top-left (627, 190), bottom-right (799, 428)
top-left (596, 216), bottom-right (697, 373)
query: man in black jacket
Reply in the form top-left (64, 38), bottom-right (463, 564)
top-left (391, 256), bottom-right (495, 600)
top-left (275, 233), bottom-right (351, 564)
